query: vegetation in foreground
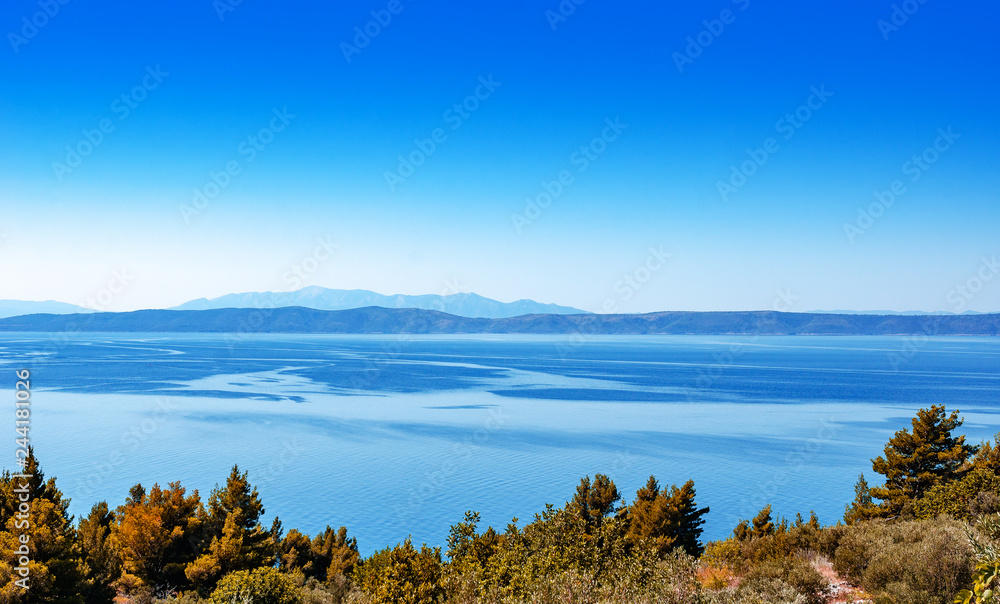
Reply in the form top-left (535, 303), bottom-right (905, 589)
top-left (3, 404), bottom-right (1000, 603)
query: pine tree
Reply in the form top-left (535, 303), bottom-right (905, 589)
top-left (312, 525), bottom-right (359, 582)
top-left (664, 479), bottom-right (709, 556)
top-left (205, 465), bottom-right (265, 536)
top-left (269, 516), bottom-right (284, 564)
top-left (111, 481), bottom-right (203, 597)
top-left (973, 435), bottom-right (1000, 473)
top-left (870, 405), bottom-right (977, 517)
top-left (0, 448), bottom-right (84, 603)
top-left (112, 496), bottom-right (167, 594)
top-left (751, 504), bottom-right (775, 536)
top-left (185, 465), bottom-right (271, 591)
top-left (77, 502), bottom-right (119, 604)
top-left (793, 510), bottom-right (820, 530)
top-left (209, 566), bottom-right (302, 604)
top-left (733, 505), bottom-right (775, 541)
top-left (570, 474), bottom-right (620, 530)
top-left (843, 474), bottom-right (878, 525)
top-left (625, 476), bottom-right (709, 557)
top-left (445, 511), bottom-right (497, 577)
top-left (278, 528), bottom-right (314, 576)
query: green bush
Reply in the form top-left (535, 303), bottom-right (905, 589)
top-left (701, 577), bottom-right (806, 604)
top-left (869, 581), bottom-right (936, 604)
top-left (209, 567), bottom-right (303, 604)
top-left (742, 557), bottom-right (826, 604)
top-left (833, 517), bottom-right (973, 602)
top-left (697, 510), bottom-right (829, 604)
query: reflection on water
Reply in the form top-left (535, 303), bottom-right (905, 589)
top-left (2, 333), bottom-right (999, 553)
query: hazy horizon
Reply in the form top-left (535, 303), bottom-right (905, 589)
top-left (1, 284), bottom-right (995, 317)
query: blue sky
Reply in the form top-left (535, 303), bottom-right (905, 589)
top-left (1, 0), bottom-right (998, 313)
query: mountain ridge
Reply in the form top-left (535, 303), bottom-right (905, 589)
top-left (172, 287), bottom-right (588, 318)
top-left (0, 300), bottom-right (94, 320)
top-left (1, 306), bottom-right (998, 335)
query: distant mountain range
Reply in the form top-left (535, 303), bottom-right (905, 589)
top-left (1, 307), bottom-right (998, 335)
top-left (0, 290), bottom-right (991, 324)
top-left (0, 300), bottom-right (94, 320)
top-left (170, 287), bottom-right (588, 318)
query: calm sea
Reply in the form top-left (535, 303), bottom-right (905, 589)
top-left (2, 333), bottom-right (999, 554)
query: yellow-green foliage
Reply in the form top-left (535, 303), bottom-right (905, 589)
top-left (432, 474), bottom-right (710, 603)
top-left (916, 468), bottom-right (1000, 521)
top-left (278, 525), bottom-right (359, 586)
top-left (956, 563), bottom-right (1000, 604)
top-left (468, 503), bottom-right (635, 601)
top-left (209, 566), bottom-right (302, 604)
top-left (352, 538), bottom-right (443, 604)
top-left (455, 548), bottom-right (701, 604)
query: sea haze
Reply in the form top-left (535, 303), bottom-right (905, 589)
top-left (2, 334), bottom-right (999, 554)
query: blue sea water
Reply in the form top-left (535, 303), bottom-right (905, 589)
top-left (2, 333), bottom-right (999, 554)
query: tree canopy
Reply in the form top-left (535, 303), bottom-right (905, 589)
top-left (869, 405), bottom-right (977, 517)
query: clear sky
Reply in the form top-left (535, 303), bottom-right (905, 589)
top-left (1, 0), bottom-right (997, 313)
